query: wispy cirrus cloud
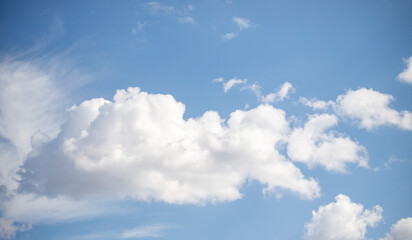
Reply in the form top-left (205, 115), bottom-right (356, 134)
top-left (70, 224), bottom-right (168, 240)
top-left (144, 2), bottom-right (195, 25)
top-left (233, 17), bottom-right (251, 30)
top-left (131, 21), bottom-right (146, 35)
top-left (122, 225), bottom-right (168, 238)
top-left (214, 77), bottom-right (295, 103)
top-left (221, 17), bottom-right (253, 40)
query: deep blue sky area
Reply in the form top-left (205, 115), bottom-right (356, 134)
top-left (0, 1), bottom-right (411, 240)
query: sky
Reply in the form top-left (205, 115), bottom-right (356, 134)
top-left (0, 0), bottom-right (412, 239)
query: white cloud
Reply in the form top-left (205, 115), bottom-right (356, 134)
top-left (304, 194), bottom-right (383, 240)
top-left (287, 114), bottom-right (368, 173)
top-left (144, 2), bottom-right (195, 25)
top-left (1, 194), bottom-right (108, 224)
top-left (223, 78), bottom-right (247, 92)
top-left (0, 59), bottom-right (68, 195)
top-left (20, 87), bottom-right (320, 204)
top-left (212, 77), bottom-right (224, 83)
top-left (70, 224), bottom-right (168, 240)
top-left (397, 56), bottom-right (412, 85)
top-left (233, 17), bottom-right (251, 30)
top-left (0, 60), bottom-right (65, 156)
top-left (178, 16), bottom-right (195, 24)
top-left (0, 192), bottom-right (116, 238)
top-left (222, 17), bottom-right (252, 40)
top-left (0, 217), bottom-right (31, 239)
top-left (217, 78), bottom-right (294, 104)
top-left (122, 225), bottom-right (167, 238)
top-left (380, 217), bottom-right (412, 240)
top-left (131, 22), bottom-right (146, 34)
top-left (301, 88), bottom-right (412, 131)
top-left (335, 88), bottom-right (412, 130)
top-left (145, 2), bottom-right (176, 15)
top-left (299, 97), bottom-right (334, 110)
top-left (260, 82), bottom-right (294, 104)
top-left (0, 140), bottom-right (20, 196)
top-left (221, 32), bottom-right (238, 40)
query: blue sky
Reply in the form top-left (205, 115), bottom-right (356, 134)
top-left (0, 0), bottom-right (412, 240)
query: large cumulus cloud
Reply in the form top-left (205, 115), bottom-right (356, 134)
top-left (21, 87), bottom-right (320, 204)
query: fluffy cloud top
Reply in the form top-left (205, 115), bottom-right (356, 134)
top-left (380, 217), bottom-right (412, 240)
top-left (397, 56), bottom-right (412, 84)
top-left (21, 87), bottom-right (320, 204)
top-left (287, 114), bottom-right (368, 173)
top-left (304, 194), bottom-right (383, 240)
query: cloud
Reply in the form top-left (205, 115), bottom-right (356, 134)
top-left (1, 194), bottom-right (108, 224)
top-left (216, 78), bottom-right (294, 103)
top-left (380, 217), bottom-right (412, 240)
top-left (145, 2), bottom-right (176, 15)
top-left (223, 78), bottom-right (247, 92)
top-left (178, 16), bottom-right (195, 24)
top-left (304, 194), bottom-right (383, 240)
top-left (212, 77), bottom-right (224, 83)
top-left (301, 88), bottom-right (412, 131)
top-left (335, 88), bottom-right (412, 130)
top-left (222, 17), bottom-right (252, 40)
top-left (287, 114), bottom-right (368, 173)
top-left (144, 2), bottom-right (195, 25)
top-left (233, 17), bottom-right (251, 30)
top-left (0, 217), bottom-right (30, 239)
top-left (122, 225), bottom-right (168, 238)
top-left (299, 97), bottom-right (334, 110)
top-left (69, 224), bottom-right (168, 240)
top-left (0, 57), bottom-right (96, 237)
top-left (0, 193), bottom-right (115, 238)
top-left (0, 59), bottom-right (69, 195)
top-left (242, 81), bottom-right (294, 103)
top-left (221, 32), bottom-right (238, 40)
top-left (397, 56), bottom-right (412, 85)
top-left (131, 22), bottom-right (146, 35)
top-left (0, 60), bottom-right (66, 156)
top-left (260, 82), bottom-right (295, 103)
top-left (20, 87), bottom-right (320, 204)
